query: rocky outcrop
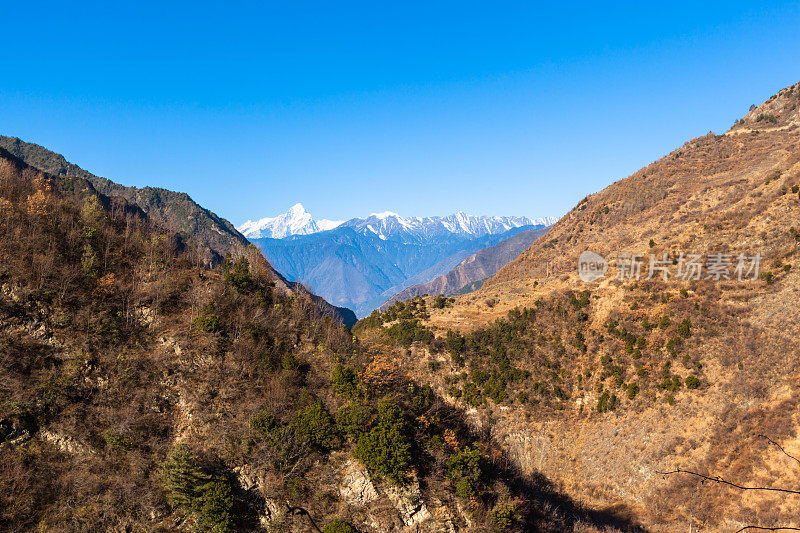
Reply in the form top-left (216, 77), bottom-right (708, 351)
top-left (384, 475), bottom-right (432, 528)
top-left (340, 458), bottom-right (379, 506)
top-left (40, 429), bottom-right (95, 456)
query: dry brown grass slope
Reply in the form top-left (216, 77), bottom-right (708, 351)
top-left (417, 81), bottom-right (800, 530)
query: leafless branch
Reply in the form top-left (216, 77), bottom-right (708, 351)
top-left (734, 527), bottom-right (800, 533)
top-left (757, 434), bottom-right (800, 468)
top-left (658, 468), bottom-right (800, 496)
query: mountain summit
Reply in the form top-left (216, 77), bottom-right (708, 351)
top-left (237, 203), bottom-right (343, 239)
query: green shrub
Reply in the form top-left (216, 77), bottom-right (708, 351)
top-left (250, 410), bottom-right (278, 437)
top-left (597, 391), bottom-right (618, 413)
top-left (160, 445), bottom-right (207, 509)
top-left (81, 243), bottom-right (98, 279)
top-left (322, 519), bottom-right (358, 533)
top-left (666, 337), bottom-right (681, 357)
top-left (461, 382), bottom-right (485, 407)
top-left (627, 383), bottom-right (639, 400)
top-left (194, 302), bottom-right (222, 333)
top-left (335, 402), bottom-right (373, 441)
top-left (356, 310), bottom-right (384, 331)
top-left (159, 445), bottom-right (235, 532)
top-left (195, 479), bottom-right (235, 532)
top-left (677, 319), bottom-right (692, 338)
top-left (659, 375), bottom-right (683, 392)
top-left (685, 375), bottom-right (701, 389)
top-left (569, 290), bottom-right (590, 308)
top-left (432, 294), bottom-right (451, 309)
top-left (470, 367), bottom-right (489, 385)
top-left (445, 330), bottom-right (465, 355)
top-left (102, 429), bottom-right (131, 451)
top-left (489, 499), bottom-right (520, 530)
top-left (331, 364), bottom-right (359, 399)
top-left (446, 446), bottom-right (484, 498)
top-left (294, 401), bottom-right (337, 451)
top-left (407, 383), bottom-right (435, 413)
top-left (223, 256), bottom-right (254, 294)
top-left (281, 352), bottom-right (299, 371)
top-left (385, 320), bottom-right (434, 347)
top-left (353, 400), bottom-right (412, 483)
top-left (553, 385), bottom-right (567, 400)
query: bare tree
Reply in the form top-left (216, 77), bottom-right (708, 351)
top-left (660, 435), bottom-right (800, 532)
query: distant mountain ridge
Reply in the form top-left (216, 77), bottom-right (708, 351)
top-left (239, 204), bottom-right (555, 242)
top-left (381, 225), bottom-right (549, 308)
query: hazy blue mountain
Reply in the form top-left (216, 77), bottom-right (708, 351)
top-left (381, 226), bottom-right (549, 309)
top-left (251, 223), bottom-right (546, 317)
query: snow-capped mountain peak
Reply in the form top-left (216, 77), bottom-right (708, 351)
top-left (237, 203), bottom-right (343, 239)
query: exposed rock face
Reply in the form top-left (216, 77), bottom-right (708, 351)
top-left (40, 430), bottom-right (95, 456)
top-left (384, 475), bottom-right (432, 528)
top-left (340, 458), bottom-right (379, 506)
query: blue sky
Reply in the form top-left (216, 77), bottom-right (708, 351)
top-left (1, 1), bottom-right (798, 224)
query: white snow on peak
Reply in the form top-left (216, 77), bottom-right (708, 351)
top-left (287, 203), bottom-right (306, 215)
top-left (317, 219), bottom-right (344, 231)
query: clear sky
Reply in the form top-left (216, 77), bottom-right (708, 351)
top-left (1, 1), bottom-right (798, 225)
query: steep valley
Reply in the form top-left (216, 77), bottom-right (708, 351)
top-left (0, 144), bottom-right (635, 531)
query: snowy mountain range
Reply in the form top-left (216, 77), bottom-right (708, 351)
top-left (240, 204), bottom-right (555, 317)
top-left (237, 203), bottom-right (556, 242)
